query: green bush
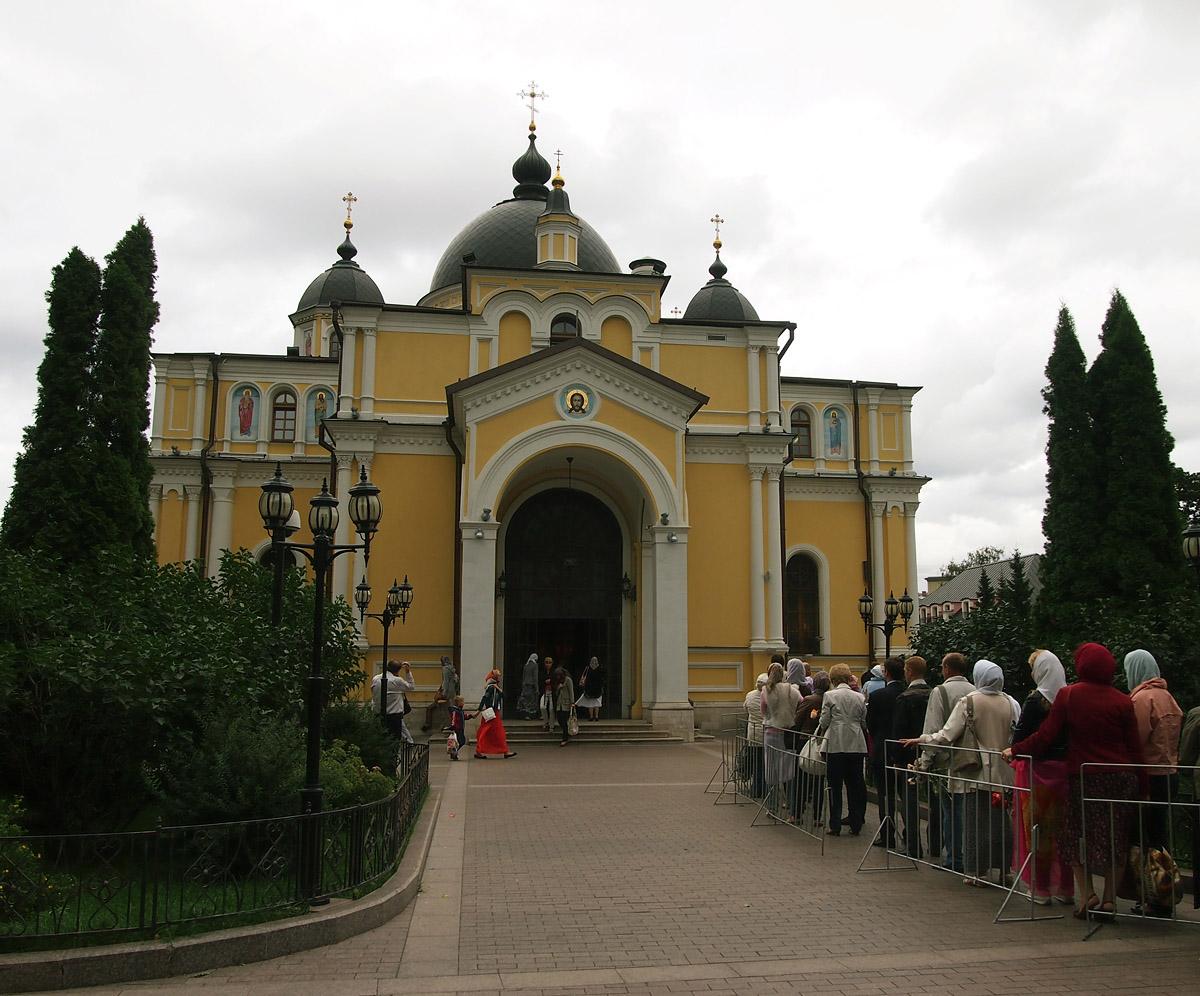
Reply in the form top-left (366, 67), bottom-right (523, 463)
top-left (0, 796), bottom-right (72, 920)
top-left (322, 701), bottom-right (398, 773)
top-left (321, 741), bottom-right (395, 809)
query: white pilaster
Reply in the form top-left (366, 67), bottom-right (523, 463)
top-left (746, 345), bottom-right (762, 431)
top-left (149, 484), bottom-right (162, 541)
top-left (870, 500), bottom-right (886, 658)
top-left (190, 364), bottom-right (208, 453)
top-left (765, 466), bottom-right (784, 644)
top-left (151, 365), bottom-right (168, 451)
top-left (640, 537), bottom-right (657, 709)
top-left (360, 327), bottom-right (377, 415)
top-left (765, 345), bottom-right (780, 428)
top-left (338, 325), bottom-right (357, 416)
top-left (207, 484), bottom-right (236, 578)
top-left (645, 525), bottom-right (693, 740)
top-left (867, 394), bottom-right (881, 475)
top-left (748, 466), bottom-right (766, 648)
top-left (333, 454), bottom-right (354, 602)
top-left (901, 400), bottom-right (914, 474)
top-left (184, 485), bottom-right (202, 562)
top-left (904, 501), bottom-right (920, 607)
top-left (459, 521), bottom-right (499, 698)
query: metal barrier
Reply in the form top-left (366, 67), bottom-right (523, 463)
top-left (0, 743), bottom-right (429, 942)
top-left (754, 734), bottom-right (829, 852)
top-left (1077, 760), bottom-right (1199, 936)
top-left (706, 712), bottom-right (760, 805)
top-left (858, 741), bottom-right (1058, 923)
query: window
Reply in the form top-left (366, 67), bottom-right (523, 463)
top-left (550, 313), bottom-right (579, 342)
top-left (790, 408), bottom-right (812, 459)
top-left (272, 390), bottom-right (297, 442)
top-left (784, 553), bottom-right (821, 656)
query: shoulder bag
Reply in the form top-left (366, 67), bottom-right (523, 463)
top-left (798, 734), bottom-right (826, 776)
top-left (567, 706), bottom-right (580, 737)
top-left (949, 694), bottom-right (984, 780)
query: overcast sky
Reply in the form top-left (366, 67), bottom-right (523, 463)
top-left (2, 1), bottom-right (1197, 587)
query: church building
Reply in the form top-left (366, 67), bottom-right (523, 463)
top-left (148, 114), bottom-right (927, 739)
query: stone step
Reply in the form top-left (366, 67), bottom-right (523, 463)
top-left (428, 719), bottom-right (686, 745)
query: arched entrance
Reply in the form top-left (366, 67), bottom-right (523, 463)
top-left (501, 488), bottom-right (623, 717)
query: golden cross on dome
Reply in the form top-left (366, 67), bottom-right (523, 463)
top-left (671, 307), bottom-right (682, 317)
top-left (554, 149), bottom-right (564, 172)
top-left (710, 213), bottom-right (724, 250)
top-left (343, 191), bottom-right (357, 230)
top-left (518, 81), bottom-right (548, 131)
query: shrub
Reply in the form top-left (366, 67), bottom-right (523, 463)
top-left (322, 701), bottom-right (397, 773)
top-left (320, 742), bottom-right (395, 809)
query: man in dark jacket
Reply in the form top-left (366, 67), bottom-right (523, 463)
top-left (893, 656), bottom-right (934, 857)
top-left (866, 656), bottom-right (907, 846)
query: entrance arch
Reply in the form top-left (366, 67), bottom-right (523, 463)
top-left (500, 488), bottom-right (623, 718)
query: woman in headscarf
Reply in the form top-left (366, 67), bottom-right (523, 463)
top-left (1124, 649), bottom-right (1183, 916)
top-left (760, 661), bottom-right (802, 822)
top-left (793, 670), bottom-right (831, 825)
top-left (785, 657), bottom-right (811, 693)
top-left (1003, 643), bottom-right (1147, 921)
top-left (1009, 650), bottom-right (1073, 906)
top-left (575, 656), bottom-right (605, 721)
top-left (516, 653), bottom-right (541, 719)
top-left (474, 670), bottom-right (517, 759)
top-left (901, 660), bottom-right (1015, 886)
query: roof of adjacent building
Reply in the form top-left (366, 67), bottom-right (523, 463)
top-left (919, 553), bottom-right (1042, 607)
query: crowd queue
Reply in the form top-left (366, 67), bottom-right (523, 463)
top-left (744, 645), bottom-right (1198, 922)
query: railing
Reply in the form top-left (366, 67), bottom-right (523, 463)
top-left (756, 733), bottom-right (829, 851)
top-left (705, 713), bottom-right (758, 804)
top-left (0, 743), bottom-right (428, 944)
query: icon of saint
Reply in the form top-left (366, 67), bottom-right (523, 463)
top-left (238, 388), bottom-right (255, 436)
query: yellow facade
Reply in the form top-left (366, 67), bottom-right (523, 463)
top-left (148, 127), bottom-right (927, 738)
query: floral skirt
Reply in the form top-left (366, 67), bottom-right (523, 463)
top-left (1013, 758), bottom-right (1072, 896)
top-left (1064, 771), bottom-right (1138, 870)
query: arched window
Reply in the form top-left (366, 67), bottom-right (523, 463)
top-left (785, 553), bottom-right (820, 656)
top-left (271, 390), bottom-right (297, 442)
top-left (790, 408), bottom-right (812, 459)
top-left (550, 312), bottom-right (579, 342)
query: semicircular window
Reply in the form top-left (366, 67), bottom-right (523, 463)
top-left (550, 313), bottom-right (579, 342)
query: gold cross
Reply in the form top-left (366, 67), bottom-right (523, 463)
top-left (554, 149), bottom-right (564, 172)
top-left (710, 213), bottom-right (724, 250)
top-left (671, 307), bottom-right (681, 317)
top-left (518, 81), bottom-right (548, 130)
top-left (343, 191), bottom-right (357, 230)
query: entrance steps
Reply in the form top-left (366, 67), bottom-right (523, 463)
top-left (497, 719), bottom-right (685, 744)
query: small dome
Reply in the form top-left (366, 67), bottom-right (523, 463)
top-left (297, 232), bottom-right (384, 311)
top-left (428, 131), bottom-right (620, 294)
top-left (682, 251), bottom-right (759, 322)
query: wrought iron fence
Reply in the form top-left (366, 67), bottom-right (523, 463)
top-left (0, 743), bottom-right (428, 943)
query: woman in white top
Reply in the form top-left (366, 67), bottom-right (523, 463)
top-left (817, 663), bottom-right (868, 836)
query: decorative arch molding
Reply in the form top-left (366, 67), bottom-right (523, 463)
top-left (784, 542), bottom-right (832, 657)
top-left (472, 421), bottom-right (681, 527)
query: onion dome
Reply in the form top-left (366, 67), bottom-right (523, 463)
top-left (541, 167), bottom-right (572, 216)
top-left (428, 131), bottom-right (620, 294)
top-left (297, 213), bottom-right (384, 311)
top-left (682, 232), bottom-right (759, 322)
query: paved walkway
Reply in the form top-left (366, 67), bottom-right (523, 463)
top-left (25, 743), bottom-right (1200, 995)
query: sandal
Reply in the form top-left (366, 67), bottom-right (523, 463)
top-left (1092, 901), bottom-right (1115, 922)
top-left (1073, 894), bottom-right (1099, 920)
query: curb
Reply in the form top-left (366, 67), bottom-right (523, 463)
top-left (0, 786), bottom-right (443, 995)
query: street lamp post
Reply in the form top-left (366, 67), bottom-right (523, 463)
top-left (857, 588), bottom-right (915, 663)
top-left (355, 575), bottom-right (415, 728)
top-left (259, 462), bottom-right (383, 903)
top-left (1183, 513), bottom-right (1200, 590)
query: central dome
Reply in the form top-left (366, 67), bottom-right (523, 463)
top-left (428, 132), bottom-right (621, 294)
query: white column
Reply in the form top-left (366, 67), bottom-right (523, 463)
top-left (646, 525), bottom-right (692, 740)
top-left (338, 324), bottom-right (357, 416)
top-left (184, 485), bottom-right (202, 562)
top-left (149, 485), bottom-right (162, 543)
top-left (639, 539), bottom-right (656, 710)
top-left (904, 501), bottom-right (920, 604)
top-left (333, 454), bottom-right (354, 602)
top-left (151, 366), bottom-right (168, 451)
top-left (360, 327), bottom-right (377, 415)
top-left (870, 500), bottom-right (886, 658)
top-left (748, 466), bottom-right (766, 649)
top-left (765, 345), bottom-right (781, 429)
top-left (460, 521), bottom-right (499, 698)
top-left (207, 485), bottom-right (236, 578)
top-left (746, 345), bottom-right (762, 431)
top-left (765, 466), bottom-right (784, 644)
top-left (867, 393), bottom-right (881, 474)
top-left (901, 400), bottom-right (914, 474)
top-left (190, 368), bottom-right (208, 453)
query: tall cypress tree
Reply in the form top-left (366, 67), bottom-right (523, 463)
top-left (90, 218), bottom-right (159, 560)
top-left (1087, 290), bottom-right (1186, 600)
top-left (0, 249), bottom-right (102, 559)
top-left (1039, 305), bottom-right (1100, 609)
top-left (975, 567), bottom-right (997, 610)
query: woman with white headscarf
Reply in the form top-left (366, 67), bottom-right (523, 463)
top-left (901, 660), bottom-right (1015, 885)
top-left (516, 653), bottom-right (541, 719)
top-left (1009, 650), bottom-right (1073, 905)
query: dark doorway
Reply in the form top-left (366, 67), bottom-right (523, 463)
top-left (501, 488), bottom-right (623, 717)
top-left (785, 553), bottom-right (821, 656)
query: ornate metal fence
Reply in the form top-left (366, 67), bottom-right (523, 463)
top-left (0, 743), bottom-right (428, 943)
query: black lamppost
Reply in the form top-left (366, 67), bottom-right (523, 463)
top-left (1182, 513), bottom-right (1200, 589)
top-left (858, 588), bottom-right (914, 662)
top-left (258, 462), bottom-right (383, 902)
top-left (354, 575), bottom-right (414, 727)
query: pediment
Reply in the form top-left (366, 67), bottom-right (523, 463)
top-left (445, 338), bottom-right (708, 439)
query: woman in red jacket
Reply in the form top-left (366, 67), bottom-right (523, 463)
top-left (1002, 643), bottom-right (1146, 922)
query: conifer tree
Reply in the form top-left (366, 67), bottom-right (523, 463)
top-left (975, 566), bottom-right (997, 611)
top-left (1087, 290), bottom-right (1186, 600)
top-left (90, 218), bottom-right (159, 560)
top-left (1039, 306), bottom-right (1099, 609)
top-left (0, 249), bottom-right (102, 559)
